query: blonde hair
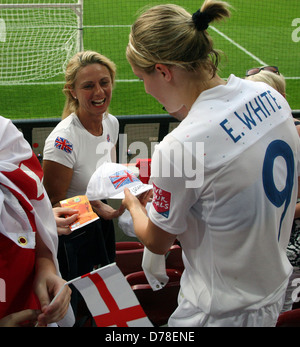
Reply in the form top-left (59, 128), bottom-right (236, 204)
top-left (62, 50), bottom-right (116, 119)
top-left (245, 70), bottom-right (286, 97)
top-left (126, 0), bottom-right (231, 75)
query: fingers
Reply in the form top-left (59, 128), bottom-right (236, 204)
top-left (57, 225), bottom-right (74, 236)
top-left (36, 280), bottom-right (72, 327)
top-left (0, 309), bottom-right (40, 327)
top-left (37, 286), bottom-right (71, 326)
top-left (58, 213), bottom-right (78, 227)
top-left (138, 189), bottom-right (153, 206)
top-left (53, 207), bottom-right (79, 236)
top-left (122, 188), bottom-right (134, 209)
top-left (53, 207), bottom-right (79, 216)
top-left (122, 188), bottom-right (153, 210)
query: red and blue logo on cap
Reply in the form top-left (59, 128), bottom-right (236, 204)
top-left (110, 170), bottom-right (140, 190)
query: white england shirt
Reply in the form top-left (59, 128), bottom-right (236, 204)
top-left (43, 113), bottom-right (119, 198)
top-left (149, 75), bottom-right (300, 315)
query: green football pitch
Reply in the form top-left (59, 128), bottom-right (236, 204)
top-left (0, 0), bottom-right (299, 120)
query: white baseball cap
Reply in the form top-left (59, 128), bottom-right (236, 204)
top-left (86, 162), bottom-right (153, 200)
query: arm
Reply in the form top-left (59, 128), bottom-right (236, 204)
top-left (122, 188), bottom-right (176, 254)
top-left (33, 232), bottom-right (71, 326)
top-left (295, 176), bottom-right (300, 219)
top-left (43, 160), bottom-right (73, 206)
top-left (90, 199), bottom-right (125, 220)
top-left (295, 202), bottom-right (300, 219)
top-left (0, 309), bottom-right (39, 327)
top-left (0, 310), bottom-right (40, 327)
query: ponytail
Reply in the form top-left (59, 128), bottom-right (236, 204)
top-left (126, 1), bottom-right (231, 75)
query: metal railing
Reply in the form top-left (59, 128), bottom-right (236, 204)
top-left (12, 110), bottom-right (300, 149)
top-left (12, 114), bottom-right (178, 146)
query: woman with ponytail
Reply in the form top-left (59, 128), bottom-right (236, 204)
top-left (122, 1), bottom-right (300, 327)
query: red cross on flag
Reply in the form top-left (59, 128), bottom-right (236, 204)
top-left (55, 263), bottom-right (153, 327)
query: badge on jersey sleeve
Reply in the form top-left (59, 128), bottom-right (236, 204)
top-left (54, 136), bottom-right (73, 154)
top-left (152, 183), bottom-right (171, 218)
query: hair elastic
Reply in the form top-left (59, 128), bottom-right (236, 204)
top-left (192, 10), bottom-right (211, 31)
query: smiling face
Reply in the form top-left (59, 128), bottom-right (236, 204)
top-left (70, 63), bottom-right (113, 118)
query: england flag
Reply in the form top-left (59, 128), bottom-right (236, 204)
top-left (55, 263), bottom-right (153, 327)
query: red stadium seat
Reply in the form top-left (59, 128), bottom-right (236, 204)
top-left (128, 269), bottom-right (181, 326)
top-left (276, 308), bottom-right (300, 327)
top-left (115, 242), bottom-right (144, 276)
top-left (115, 241), bottom-right (144, 251)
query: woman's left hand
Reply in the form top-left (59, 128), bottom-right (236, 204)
top-left (90, 200), bottom-right (125, 220)
top-left (34, 272), bottom-right (71, 326)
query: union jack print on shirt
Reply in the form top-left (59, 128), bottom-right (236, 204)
top-left (109, 170), bottom-right (139, 190)
top-left (54, 136), bottom-right (73, 154)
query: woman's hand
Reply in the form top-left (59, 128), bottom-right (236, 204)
top-left (0, 309), bottom-right (40, 327)
top-left (122, 188), bottom-right (153, 214)
top-left (34, 233), bottom-right (72, 326)
top-left (122, 188), bottom-right (176, 254)
top-left (53, 207), bottom-right (79, 235)
top-left (90, 200), bottom-right (125, 220)
top-left (34, 272), bottom-right (71, 326)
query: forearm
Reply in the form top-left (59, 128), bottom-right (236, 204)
top-left (129, 203), bottom-right (176, 255)
top-left (295, 202), bottom-right (300, 219)
top-left (42, 160), bottom-right (73, 206)
top-left (90, 199), bottom-right (125, 220)
top-left (34, 233), bottom-right (71, 326)
top-left (130, 203), bottom-right (150, 243)
top-left (35, 233), bottom-right (56, 276)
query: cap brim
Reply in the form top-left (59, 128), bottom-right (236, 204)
top-left (109, 183), bottom-right (153, 199)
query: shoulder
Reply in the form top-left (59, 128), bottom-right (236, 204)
top-left (0, 116), bottom-right (31, 154)
top-left (0, 116), bottom-right (11, 129)
top-left (103, 113), bottom-right (119, 142)
top-left (0, 116), bottom-right (23, 140)
top-left (43, 115), bottom-right (80, 159)
top-left (152, 134), bottom-right (183, 167)
top-left (46, 114), bottom-right (80, 142)
top-left (54, 113), bottom-right (79, 133)
top-left (104, 113), bottom-right (119, 127)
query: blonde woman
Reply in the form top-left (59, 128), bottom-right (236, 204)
top-left (43, 51), bottom-right (123, 318)
top-left (122, 1), bottom-right (300, 326)
top-left (245, 66), bottom-right (286, 97)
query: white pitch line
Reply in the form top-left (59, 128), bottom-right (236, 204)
top-left (210, 25), bottom-right (268, 66)
top-left (84, 25), bottom-right (131, 28)
top-left (2, 24), bottom-right (299, 86)
top-left (0, 79), bottom-right (141, 86)
top-left (210, 26), bottom-right (300, 79)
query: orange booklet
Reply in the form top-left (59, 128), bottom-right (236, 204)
top-left (60, 195), bottom-right (99, 231)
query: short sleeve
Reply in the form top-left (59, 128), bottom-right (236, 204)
top-left (43, 129), bottom-right (76, 169)
top-left (148, 136), bottom-right (199, 235)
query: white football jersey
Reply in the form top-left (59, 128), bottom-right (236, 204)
top-left (149, 75), bottom-right (300, 315)
top-left (43, 113), bottom-right (119, 198)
